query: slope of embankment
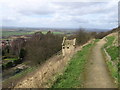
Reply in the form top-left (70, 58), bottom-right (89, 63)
top-left (14, 40), bottom-right (93, 88)
top-left (102, 32), bottom-right (118, 87)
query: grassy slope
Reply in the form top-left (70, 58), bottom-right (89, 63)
top-left (106, 46), bottom-right (118, 61)
top-left (52, 41), bottom-right (96, 88)
top-left (103, 35), bottom-right (118, 84)
top-left (104, 36), bottom-right (115, 48)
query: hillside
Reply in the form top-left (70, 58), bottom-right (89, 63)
top-left (103, 32), bottom-right (118, 86)
top-left (14, 40), bottom-right (93, 88)
top-left (13, 32), bottom-right (118, 88)
top-left (2, 29), bottom-right (119, 88)
top-left (52, 33), bottom-right (118, 88)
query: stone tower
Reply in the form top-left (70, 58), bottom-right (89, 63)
top-left (62, 37), bottom-right (76, 56)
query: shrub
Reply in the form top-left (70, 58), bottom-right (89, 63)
top-left (25, 31), bottom-right (63, 65)
top-left (76, 29), bottom-right (92, 45)
top-left (95, 31), bottom-right (111, 39)
top-left (19, 48), bottom-right (26, 59)
top-left (6, 62), bottom-right (13, 68)
top-left (14, 59), bottom-right (22, 65)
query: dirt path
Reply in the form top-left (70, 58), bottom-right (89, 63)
top-left (84, 39), bottom-right (116, 88)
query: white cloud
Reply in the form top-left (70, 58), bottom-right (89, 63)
top-left (0, 0), bottom-right (118, 29)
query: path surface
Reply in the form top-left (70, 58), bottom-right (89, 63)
top-left (84, 39), bottom-right (116, 88)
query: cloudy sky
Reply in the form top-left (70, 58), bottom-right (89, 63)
top-left (0, 0), bottom-right (119, 29)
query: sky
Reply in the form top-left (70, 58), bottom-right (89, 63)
top-left (0, 0), bottom-right (119, 30)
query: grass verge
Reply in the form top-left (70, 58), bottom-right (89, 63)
top-left (104, 36), bottom-right (115, 48)
top-left (106, 46), bottom-right (118, 61)
top-left (51, 42), bottom-right (95, 88)
top-left (102, 35), bottom-right (118, 85)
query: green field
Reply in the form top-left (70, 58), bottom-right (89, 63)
top-left (2, 31), bottom-right (34, 37)
top-left (2, 31), bottom-right (64, 37)
top-left (52, 43), bottom-right (94, 88)
top-left (41, 31), bottom-right (64, 34)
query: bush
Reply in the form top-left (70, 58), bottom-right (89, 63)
top-left (76, 29), bottom-right (92, 45)
top-left (19, 49), bottom-right (26, 58)
top-left (14, 59), bottom-right (22, 65)
top-left (25, 31), bottom-right (63, 65)
top-left (95, 31), bottom-right (110, 39)
top-left (6, 62), bottom-right (13, 68)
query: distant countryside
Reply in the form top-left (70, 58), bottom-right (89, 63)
top-left (1, 27), bottom-right (119, 88)
top-left (1, 0), bottom-right (120, 89)
top-left (2, 30), bottom-right (64, 37)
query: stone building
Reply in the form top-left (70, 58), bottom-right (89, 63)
top-left (62, 37), bottom-right (76, 56)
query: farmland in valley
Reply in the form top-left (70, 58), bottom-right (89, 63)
top-left (2, 30), bottom-right (64, 37)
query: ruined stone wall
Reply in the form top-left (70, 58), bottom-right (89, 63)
top-left (62, 45), bottom-right (74, 56)
top-left (62, 38), bottom-right (76, 56)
